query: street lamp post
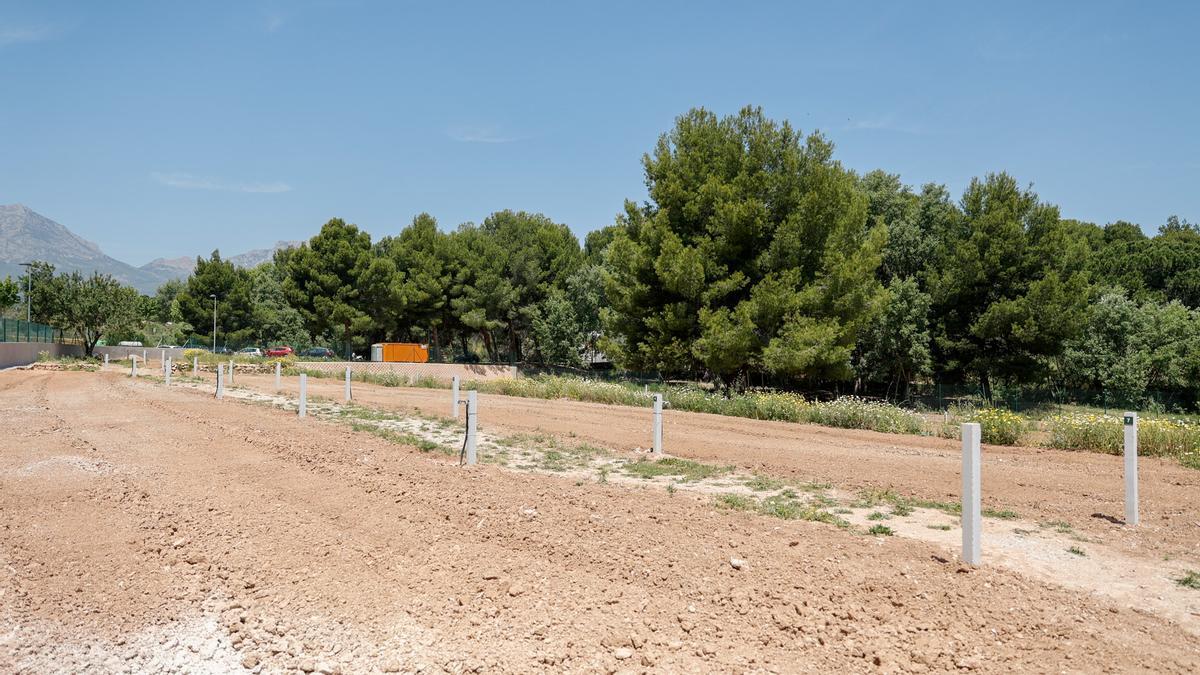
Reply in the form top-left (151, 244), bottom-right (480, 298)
top-left (18, 262), bottom-right (33, 324)
top-left (210, 294), bottom-right (218, 353)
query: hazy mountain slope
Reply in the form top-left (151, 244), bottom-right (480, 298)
top-left (0, 204), bottom-right (303, 293)
top-left (0, 204), bottom-right (166, 293)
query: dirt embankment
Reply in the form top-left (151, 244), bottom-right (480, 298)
top-left (2, 370), bottom-right (1198, 672)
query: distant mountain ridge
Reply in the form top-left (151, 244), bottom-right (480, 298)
top-left (0, 204), bottom-right (301, 294)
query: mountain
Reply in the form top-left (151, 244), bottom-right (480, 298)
top-left (227, 241), bottom-right (300, 269)
top-left (0, 204), bottom-right (169, 294)
top-left (139, 256), bottom-right (195, 280)
top-left (0, 204), bottom-right (303, 294)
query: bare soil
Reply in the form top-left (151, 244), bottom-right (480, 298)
top-left (2, 370), bottom-right (1199, 672)
top-left (230, 372), bottom-right (1200, 561)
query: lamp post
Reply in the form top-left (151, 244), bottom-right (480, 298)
top-left (18, 262), bottom-right (33, 323)
top-left (210, 294), bottom-right (218, 353)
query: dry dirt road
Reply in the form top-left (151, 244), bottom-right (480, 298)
top-left (3, 370), bottom-right (1199, 673)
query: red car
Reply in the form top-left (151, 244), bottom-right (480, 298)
top-left (264, 346), bottom-right (293, 357)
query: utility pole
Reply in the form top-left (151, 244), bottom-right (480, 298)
top-left (18, 262), bottom-right (33, 324)
top-left (210, 294), bottom-right (218, 352)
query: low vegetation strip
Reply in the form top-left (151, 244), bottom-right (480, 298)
top-left (460, 376), bottom-right (927, 434)
top-left (1044, 413), bottom-right (1200, 459)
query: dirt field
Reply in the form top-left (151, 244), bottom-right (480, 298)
top-left (229, 372), bottom-right (1200, 557)
top-left (3, 370), bottom-right (1200, 672)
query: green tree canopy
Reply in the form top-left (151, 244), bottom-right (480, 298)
top-left (602, 106), bottom-right (886, 384)
top-left (281, 218), bottom-right (376, 358)
top-left (176, 251), bottom-right (256, 348)
top-left (0, 276), bottom-right (19, 315)
top-left (927, 173), bottom-right (1089, 392)
top-left (51, 272), bottom-right (141, 356)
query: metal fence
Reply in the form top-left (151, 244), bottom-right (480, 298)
top-left (0, 318), bottom-right (67, 343)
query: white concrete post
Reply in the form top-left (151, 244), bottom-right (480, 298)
top-left (142, 349), bottom-right (147, 361)
top-left (653, 393), bottom-right (664, 455)
top-left (275, 361), bottom-right (281, 389)
top-left (961, 422), bottom-right (981, 565)
top-left (131, 357), bottom-right (137, 378)
top-left (1124, 412), bottom-right (1139, 526)
top-left (344, 366), bottom-right (352, 402)
top-left (160, 348), bottom-right (165, 365)
top-left (165, 358), bottom-right (172, 386)
top-left (192, 356), bottom-right (198, 375)
top-left (465, 390), bottom-right (478, 465)
top-left (103, 353), bottom-right (109, 366)
top-left (216, 364), bottom-right (224, 399)
top-left (451, 376), bottom-right (460, 418)
top-left (228, 360), bottom-right (234, 385)
top-left (298, 373), bottom-right (308, 418)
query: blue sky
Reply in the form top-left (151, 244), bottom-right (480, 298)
top-left (1, 1), bottom-right (1197, 265)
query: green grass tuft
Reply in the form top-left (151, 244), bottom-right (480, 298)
top-left (623, 457), bottom-right (733, 482)
top-left (1176, 571), bottom-right (1200, 589)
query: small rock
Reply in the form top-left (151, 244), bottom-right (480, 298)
top-left (507, 583), bottom-right (525, 597)
top-left (614, 648), bottom-right (633, 660)
top-left (241, 654), bottom-right (260, 669)
top-left (299, 658), bottom-right (316, 672)
top-left (729, 558), bottom-right (746, 570)
top-left (381, 660), bottom-right (402, 672)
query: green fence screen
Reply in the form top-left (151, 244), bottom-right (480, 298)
top-left (0, 318), bottom-right (64, 343)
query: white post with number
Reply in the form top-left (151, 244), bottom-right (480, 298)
top-left (275, 361), bottom-right (281, 389)
top-left (193, 356), bottom-right (198, 375)
top-left (466, 390), bottom-right (478, 465)
top-left (131, 357), bottom-right (137, 378)
top-left (165, 358), bottom-right (171, 386)
top-left (216, 364), bottom-right (224, 399)
top-left (451, 376), bottom-right (460, 418)
top-left (653, 393), bottom-right (664, 455)
top-left (103, 353), bottom-right (109, 366)
top-left (961, 422), bottom-right (981, 565)
top-left (299, 373), bottom-right (308, 418)
top-left (228, 360), bottom-right (234, 385)
top-left (1124, 412), bottom-right (1139, 526)
top-left (344, 366), bottom-right (352, 402)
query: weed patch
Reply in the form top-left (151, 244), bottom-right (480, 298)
top-left (624, 457), bottom-right (732, 482)
top-left (1176, 571), bottom-right (1200, 590)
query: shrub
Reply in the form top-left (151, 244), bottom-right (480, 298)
top-left (1044, 413), bottom-right (1200, 459)
top-left (971, 408), bottom-right (1025, 445)
top-left (940, 405), bottom-right (1026, 445)
top-left (799, 396), bottom-right (924, 435)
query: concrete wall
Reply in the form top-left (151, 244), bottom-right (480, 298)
top-left (93, 345), bottom-right (191, 362)
top-left (295, 361), bottom-right (517, 382)
top-left (0, 342), bottom-right (84, 369)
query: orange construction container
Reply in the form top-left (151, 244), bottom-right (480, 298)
top-left (379, 342), bottom-right (429, 363)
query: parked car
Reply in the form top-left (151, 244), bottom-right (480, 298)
top-left (299, 347), bottom-right (335, 359)
top-left (238, 347), bottom-right (263, 357)
top-left (264, 346), bottom-right (294, 357)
